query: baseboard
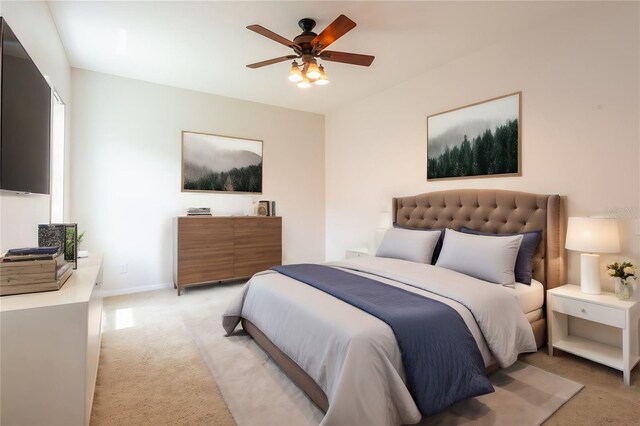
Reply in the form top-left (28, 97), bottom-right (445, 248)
top-left (97, 283), bottom-right (170, 298)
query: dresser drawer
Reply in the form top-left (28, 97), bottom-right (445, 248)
top-left (552, 295), bottom-right (625, 329)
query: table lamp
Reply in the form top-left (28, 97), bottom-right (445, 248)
top-left (374, 212), bottom-right (392, 250)
top-left (565, 217), bottom-right (620, 294)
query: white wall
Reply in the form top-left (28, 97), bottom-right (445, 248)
top-left (325, 2), bottom-right (640, 291)
top-left (71, 69), bottom-right (325, 294)
top-left (0, 1), bottom-right (71, 252)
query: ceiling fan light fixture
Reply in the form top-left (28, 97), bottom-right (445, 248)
top-left (315, 65), bottom-right (329, 85)
top-left (246, 15), bottom-right (374, 87)
top-left (297, 76), bottom-right (311, 88)
top-left (287, 61), bottom-right (303, 82)
top-left (306, 60), bottom-right (321, 80)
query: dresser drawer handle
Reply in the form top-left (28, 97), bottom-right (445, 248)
top-left (581, 308), bottom-right (586, 313)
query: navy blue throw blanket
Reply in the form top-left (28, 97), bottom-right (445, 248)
top-left (271, 264), bottom-right (494, 416)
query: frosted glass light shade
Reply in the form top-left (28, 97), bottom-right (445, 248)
top-left (565, 217), bottom-right (620, 253)
top-left (288, 61), bottom-right (303, 82)
top-left (296, 76), bottom-right (311, 88)
top-left (306, 62), bottom-right (321, 80)
top-left (377, 212), bottom-right (392, 229)
top-left (314, 65), bottom-right (329, 85)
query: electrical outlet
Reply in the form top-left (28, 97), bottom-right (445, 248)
top-left (119, 263), bottom-right (127, 274)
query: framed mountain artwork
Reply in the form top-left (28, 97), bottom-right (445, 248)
top-left (181, 131), bottom-right (263, 193)
top-left (427, 92), bottom-right (521, 181)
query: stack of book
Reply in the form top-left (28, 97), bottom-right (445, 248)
top-left (187, 207), bottom-right (211, 216)
top-left (0, 247), bottom-right (73, 296)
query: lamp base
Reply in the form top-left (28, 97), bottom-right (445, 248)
top-left (580, 253), bottom-right (601, 295)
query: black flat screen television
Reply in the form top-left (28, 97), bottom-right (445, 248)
top-left (0, 17), bottom-right (51, 194)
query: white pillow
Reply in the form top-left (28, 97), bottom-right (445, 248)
top-left (435, 228), bottom-right (523, 285)
top-left (376, 228), bottom-right (441, 264)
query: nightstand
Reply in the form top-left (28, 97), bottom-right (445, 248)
top-left (345, 248), bottom-right (369, 259)
top-left (547, 284), bottom-right (640, 385)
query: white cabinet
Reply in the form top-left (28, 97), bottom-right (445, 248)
top-left (547, 284), bottom-right (639, 385)
top-left (0, 255), bottom-right (104, 426)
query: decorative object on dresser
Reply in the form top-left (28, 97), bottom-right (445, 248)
top-left (1, 255), bottom-right (104, 426)
top-left (257, 200), bottom-right (270, 216)
top-left (427, 92), bottom-right (521, 181)
top-left (182, 131), bottom-right (263, 193)
top-left (76, 231), bottom-right (88, 258)
top-left (173, 216), bottom-right (282, 295)
top-left (606, 261), bottom-right (636, 300)
top-left (0, 247), bottom-right (71, 296)
top-left (38, 223), bottom-right (79, 269)
top-left (565, 217), bottom-right (620, 294)
top-left (547, 284), bottom-right (639, 385)
top-left (187, 207), bottom-right (212, 216)
top-left (257, 200), bottom-right (277, 216)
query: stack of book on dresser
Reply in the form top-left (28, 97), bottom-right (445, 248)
top-left (0, 247), bottom-right (73, 296)
top-left (187, 207), bottom-right (211, 216)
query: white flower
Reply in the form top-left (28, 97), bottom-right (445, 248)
top-left (607, 269), bottom-right (616, 276)
top-left (623, 266), bottom-right (635, 275)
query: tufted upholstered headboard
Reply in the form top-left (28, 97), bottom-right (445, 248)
top-left (392, 189), bottom-right (566, 290)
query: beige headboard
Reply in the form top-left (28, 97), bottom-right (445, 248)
top-left (392, 189), bottom-right (566, 290)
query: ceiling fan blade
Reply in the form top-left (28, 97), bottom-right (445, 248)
top-left (311, 14), bottom-right (356, 51)
top-left (246, 55), bottom-right (298, 69)
top-left (320, 51), bottom-right (375, 67)
top-left (247, 25), bottom-right (299, 49)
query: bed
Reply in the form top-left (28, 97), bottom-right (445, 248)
top-left (223, 189), bottom-right (566, 425)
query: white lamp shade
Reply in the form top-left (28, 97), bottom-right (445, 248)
top-left (377, 212), bottom-right (392, 229)
top-left (565, 217), bottom-right (620, 253)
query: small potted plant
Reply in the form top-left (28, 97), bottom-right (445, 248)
top-left (605, 261), bottom-right (636, 300)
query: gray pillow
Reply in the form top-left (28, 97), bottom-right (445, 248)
top-left (376, 228), bottom-right (441, 264)
top-left (393, 224), bottom-right (445, 265)
top-left (460, 227), bottom-right (542, 285)
top-left (435, 229), bottom-right (523, 285)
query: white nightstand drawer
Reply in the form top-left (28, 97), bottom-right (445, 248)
top-left (552, 295), bottom-right (625, 329)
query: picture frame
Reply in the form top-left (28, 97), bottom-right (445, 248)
top-left (38, 223), bottom-right (78, 269)
top-left (257, 200), bottom-right (270, 216)
top-left (181, 131), bottom-right (263, 194)
top-left (426, 92), bottom-right (521, 181)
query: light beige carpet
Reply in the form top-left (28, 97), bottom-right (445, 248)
top-left (90, 287), bottom-right (235, 426)
top-left (92, 285), bottom-right (638, 426)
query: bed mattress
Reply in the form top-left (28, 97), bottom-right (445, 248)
top-left (503, 279), bottom-right (545, 314)
top-left (496, 279), bottom-right (544, 324)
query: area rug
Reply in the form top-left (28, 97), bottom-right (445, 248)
top-left (184, 290), bottom-right (584, 426)
top-left (421, 362), bottom-right (583, 425)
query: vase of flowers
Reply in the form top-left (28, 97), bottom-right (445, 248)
top-left (606, 261), bottom-right (636, 300)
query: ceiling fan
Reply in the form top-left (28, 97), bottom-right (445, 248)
top-left (246, 15), bottom-right (375, 88)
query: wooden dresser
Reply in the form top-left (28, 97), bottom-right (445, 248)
top-left (173, 216), bottom-right (282, 295)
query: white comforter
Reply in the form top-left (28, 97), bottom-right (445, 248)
top-left (223, 256), bottom-right (536, 426)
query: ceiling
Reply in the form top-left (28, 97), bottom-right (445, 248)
top-left (47, 1), bottom-right (575, 114)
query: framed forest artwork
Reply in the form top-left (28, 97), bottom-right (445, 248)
top-left (427, 92), bottom-right (521, 181)
top-left (181, 131), bottom-right (263, 193)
